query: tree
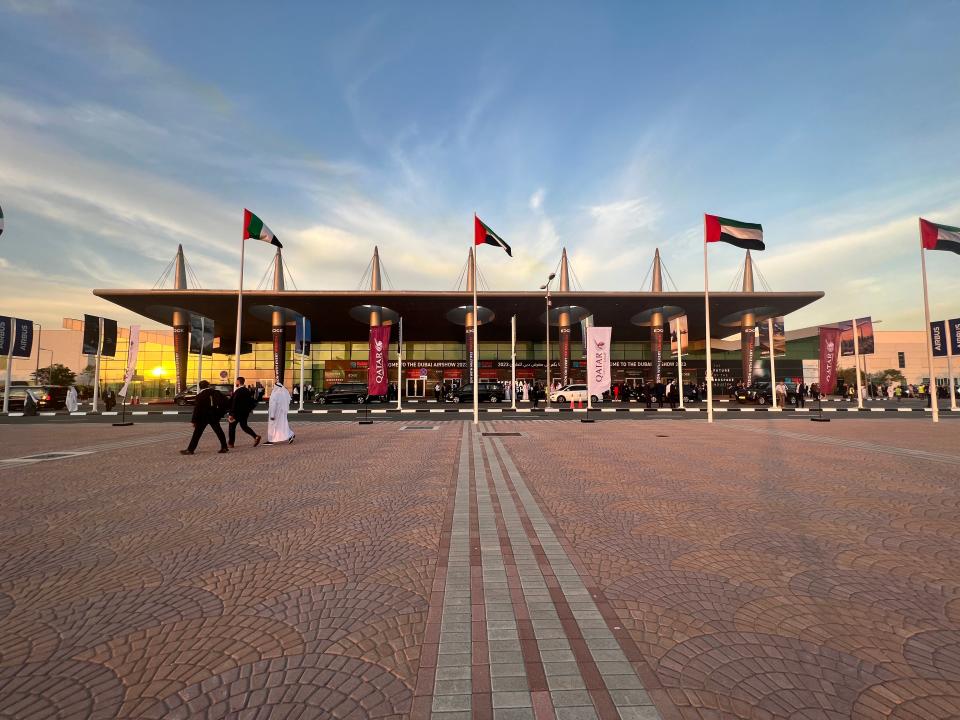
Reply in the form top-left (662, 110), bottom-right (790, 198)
top-left (870, 368), bottom-right (906, 386)
top-left (32, 363), bottom-right (77, 386)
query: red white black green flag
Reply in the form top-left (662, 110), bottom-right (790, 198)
top-left (475, 215), bottom-right (511, 256)
top-left (705, 214), bottom-right (765, 251)
top-left (243, 209), bottom-right (282, 248)
top-left (920, 217), bottom-right (960, 255)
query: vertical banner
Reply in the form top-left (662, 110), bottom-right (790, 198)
top-left (856, 317), bottom-right (875, 355)
top-left (741, 328), bottom-right (755, 383)
top-left (840, 317), bottom-right (874, 356)
top-left (272, 326), bottom-right (285, 384)
top-left (579, 315), bottom-right (594, 358)
top-left (118, 325), bottom-right (141, 397)
top-left (368, 325), bottom-right (391, 395)
top-left (190, 316), bottom-right (214, 355)
top-left (670, 316), bottom-right (689, 351)
top-left (101, 318), bottom-right (118, 357)
top-left (172, 325), bottom-right (188, 394)
top-left (0, 316), bottom-right (11, 355)
top-left (651, 325), bottom-right (664, 382)
top-left (931, 321), bottom-right (948, 357)
top-left (465, 326), bottom-right (475, 384)
top-left (587, 326), bottom-right (612, 399)
top-left (12, 318), bottom-right (33, 358)
top-left (559, 326), bottom-right (571, 385)
top-left (819, 327), bottom-right (841, 393)
top-left (82, 313), bottom-right (101, 355)
top-left (950, 318), bottom-right (960, 356)
top-left (295, 317), bottom-right (312, 356)
top-left (756, 317), bottom-right (786, 356)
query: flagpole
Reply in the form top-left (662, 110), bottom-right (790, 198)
top-left (511, 314), bottom-right (517, 411)
top-left (676, 320), bottom-right (685, 410)
top-left (2, 318), bottom-right (14, 415)
top-left (948, 327), bottom-right (957, 412)
top-left (397, 316), bottom-right (403, 412)
top-left (920, 245), bottom-right (939, 423)
top-left (234, 235), bottom-right (245, 380)
top-left (197, 317), bottom-right (204, 385)
top-left (850, 317), bottom-right (863, 410)
top-left (768, 317), bottom-right (778, 410)
top-left (472, 245), bottom-right (479, 425)
top-left (299, 316), bottom-right (305, 413)
top-left (703, 221), bottom-right (714, 424)
top-left (92, 316), bottom-right (103, 412)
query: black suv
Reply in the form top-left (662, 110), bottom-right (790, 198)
top-left (735, 382), bottom-right (798, 406)
top-left (446, 382), bottom-right (505, 403)
top-left (0, 385), bottom-right (68, 410)
top-left (317, 383), bottom-right (369, 404)
top-left (174, 383), bottom-right (234, 406)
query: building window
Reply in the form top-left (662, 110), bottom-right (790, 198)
top-left (898, 351), bottom-right (905, 369)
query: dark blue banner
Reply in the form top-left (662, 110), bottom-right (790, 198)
top-left (12, 319), bottom-right (33, 358)
top-left (82, 314), bottom-right (100, 355)
top-left (101, 318), bottom-right (118, 357)
top-left (931, 320), bottom-right (948, 357)
top-left (295, 317), bottom-right (311, 356)
top-left (950, 318), bottom-right (960, 356)
top-left (0, 316), bottom-right (10, 355)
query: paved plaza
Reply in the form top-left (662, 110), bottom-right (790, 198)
top-left (1, 418), bottom-right (959, 719)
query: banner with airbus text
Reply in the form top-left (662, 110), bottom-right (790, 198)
top-left (295, 317), bottom-right (311, 356)
top-left (756, 317), bottom-right (786, 357)
top-left (951, 318), bottom-right (960, 356)
top-left (1, 317), bottom-right (33, 358)
top-left (189, 316), bottom-right (214, 355)
top-left (931, 321), bottom-right (948, 357)
top-left (368, 325), bottom-right (391, 396)
top-left (586, 326), bottom-right (612, 399)
top-left (118, 325), bottom-right (140, 398)
top-left (82, 314), bottom-right (100, 355)
top-left (101, 318), bottom-right (118, 357)
top-left (818, 327), bottom-right (841, 393)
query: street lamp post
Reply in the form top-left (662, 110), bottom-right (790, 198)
top-left (34, 322), bottom-right (42, 380)
top-left (540, 273), bottom-right (556, 408)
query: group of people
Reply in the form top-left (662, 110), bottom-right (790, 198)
top-left (181, 376), bottom-right (295, 455)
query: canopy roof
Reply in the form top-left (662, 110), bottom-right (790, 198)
top-left (93, 288), bottom-right (824, 347)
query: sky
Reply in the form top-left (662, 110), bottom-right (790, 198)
top-left (1, 0), bottom-right (959, 334)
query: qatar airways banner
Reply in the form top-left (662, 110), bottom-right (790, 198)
top-left (819, 327), bottom-right (841, 394)
top-left (368, 325), bottom-right (391, 396)
top-left (587, 326), bottom-right (612, 399)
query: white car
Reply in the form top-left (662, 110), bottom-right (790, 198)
top-left (549, 384), bottom-right (600, 403)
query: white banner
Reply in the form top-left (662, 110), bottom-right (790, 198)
top-left (118, 325), bottom-right (140, 397)
top-left (587, 326), bottom-right (612, 398)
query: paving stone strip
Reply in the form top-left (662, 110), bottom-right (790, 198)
top-left (420, 422), bottom-right (663, 720)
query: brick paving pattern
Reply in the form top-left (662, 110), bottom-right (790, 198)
top-left (1, 418), bottom-right (960, 719)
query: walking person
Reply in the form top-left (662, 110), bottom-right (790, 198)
top-left (228, 376), bottom-right (261, 448)
top-left (66, 385), bottom-right (79, 412)
top-left (266, 381), bottom-right (295, 444)
top-left (796, 381), bottom-right (807, 408)
top-left (532, 381), bottom-right (540, 409)
top-left (181, 380), bottom-right (229, 455)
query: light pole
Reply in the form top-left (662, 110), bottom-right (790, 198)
top-left (540, 273), bottom-right (556, 407)
top-left (34, 322), bottom-right (42, 380)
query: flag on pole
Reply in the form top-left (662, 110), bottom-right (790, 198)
top-left (705, 214), bottom-right (765, 251)
top-left (243, 209), bottom-right (282, 248)
top-left (0, 203), bottom-right (4, 237)
top-left (475, 215), bottom-right (511, 256)
top-left (920, 218), bottom-right (960, 255)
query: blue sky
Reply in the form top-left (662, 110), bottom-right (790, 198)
top-left (1, 1), bottom-right (959, 332)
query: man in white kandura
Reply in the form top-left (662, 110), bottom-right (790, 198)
top-left (266, 381), bottom-right (295, 445)
top-left (66, 385), bottom-right (79, 412)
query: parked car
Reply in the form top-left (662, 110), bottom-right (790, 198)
top-left (174, 383), bottom-right (234, 406)
top-left (316, 383), bottom-right (369, 404)
top-left (735, 383), bottom-right (798, 406)
top-left (0, 385), bottom-right (68, 410)
top-left (549, 384), bottom-right (600, 404)
top-left (446, 382), bottom-right (506, 403)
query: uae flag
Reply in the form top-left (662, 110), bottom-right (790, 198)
top-left (243, 209), bottom-right (282, 248)
top-left (920, 218), bottom-right (960, 255)
top-left (475, 215), bottom-right (511, 256)
top-left (705, 214), bottom-right (765, 251)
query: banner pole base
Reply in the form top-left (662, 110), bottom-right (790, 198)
top-left (112, 422), bottom-right (134, 427)
top-left (580, 418), bottom-right (595, 423)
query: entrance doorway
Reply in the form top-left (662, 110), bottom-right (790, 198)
top-left (625, 376), bottom-right (645, 389)
top-left (405, 378), bottom-right (426, 397)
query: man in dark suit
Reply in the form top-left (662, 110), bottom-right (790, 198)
top-left (228, 376), bottom-right (261, 448)
top-left (796, 382), bottom-right (807, 408)
top-left (181, 380), bottom-right (228, 455)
